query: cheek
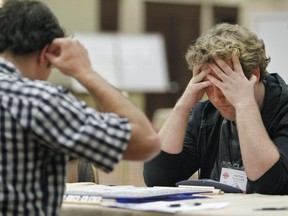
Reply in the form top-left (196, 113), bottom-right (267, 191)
top-left (205, 87), bottom-right (214, 102)
top-left (205, 85), bottom-right (213, 95)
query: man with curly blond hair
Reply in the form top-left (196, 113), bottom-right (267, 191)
top-left (144, 23), bottom-right (288, 195)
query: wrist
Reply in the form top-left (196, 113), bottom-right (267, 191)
top-left (234, 98), bottom-right (258, 111)
top-left (235, 99), bottom-right (260, 123)
top-left (174, 101), bottom-right (194, 114)
top-left (74, 69), bottom-right (99, 85)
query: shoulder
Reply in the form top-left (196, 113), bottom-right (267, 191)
top-left (19, 79), bottom-right (76, 105)
top-left (265, 73), bottom-right (288, 89)
top-left (0, 76), bottom-right (85, 114)
top-left (264, 73), bottom-right (288, 105)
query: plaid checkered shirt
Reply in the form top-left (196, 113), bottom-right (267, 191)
top-left (0, 58), bottom-right (131, 215)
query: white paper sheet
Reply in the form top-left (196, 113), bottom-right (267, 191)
top-left (103, 201), bottom-right (230, 213)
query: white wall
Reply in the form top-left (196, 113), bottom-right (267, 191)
top-left (240, 0), bottom-right (288, 27)
top-left (42, 0), bottom-right (99, 33)
top-left (41, 0), bottom-right (100, 86)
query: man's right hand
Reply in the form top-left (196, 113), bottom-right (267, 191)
top-left (176, 64), bottom-right (211, 110)
top-left (45, 38), bottom-right (93, 79)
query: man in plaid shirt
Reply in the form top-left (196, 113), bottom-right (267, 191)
top-left (0, 1), bottom-right (160, 215)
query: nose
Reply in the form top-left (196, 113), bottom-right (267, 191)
top-left (210, 85), bottom-right (226, 103)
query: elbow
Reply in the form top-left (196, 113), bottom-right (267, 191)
top-left (246, 159), bottom-right (288, 195)
top-left (142, 135), bottom-right (161, 160)
top-left (123, 134), bottom-right (161, 161)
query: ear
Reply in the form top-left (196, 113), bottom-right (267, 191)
top-left (250, 67), bottom-right (260, 82)
top-left (37, 45), bottom-right (52, 68)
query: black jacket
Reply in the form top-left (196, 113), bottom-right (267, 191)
top-left (144, 73), bottom-right (288, 195)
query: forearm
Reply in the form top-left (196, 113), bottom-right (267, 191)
top-left (46, 39), bottom-right (160, 160)
top-left (158, 101), bottom-right (192, 154)
top-left (77, 70), bottom-right (160, 160)
top-left (76, 70), bottom-right (134, 114)
top-left (158, 66), bottom-right (211, 153)
top-left (236, 101), bottom-right (280, 181)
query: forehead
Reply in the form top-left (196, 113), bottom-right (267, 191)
top-left (200, 58), bottom-right (233, 80)
top-left (200, 58), bottom-right (232, 70)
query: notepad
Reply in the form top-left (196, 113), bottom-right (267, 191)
top-left (64, 183), bottom-right (210, 203)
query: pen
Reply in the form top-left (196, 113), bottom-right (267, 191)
top-left (254, 207), bottom-right (288, 211)
top-left (169, 202), bottom-right (202, 207)
top-left (169, 203), bottom-right (181, 207)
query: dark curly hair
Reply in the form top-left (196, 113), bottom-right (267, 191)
top-left (185, 23), bottom-right (271, 81)
top-left (0, 0), bottom-right (65, 55)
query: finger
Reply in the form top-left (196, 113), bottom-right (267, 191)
top-left (44, 53), bottom-right (56, 64)
top-left (206, 73), bottom-right (222, 88)
top-left (209, 62), bottom-right (227, 81)
top-left (46, 44), bottom-right (61, 56)
top-left (198, 80), bottom-right (211, 89)
top-left (50, 37), bottom-right (66, 46)
top-left (249, 74), bottom-right (257, 84)
top-left (212, 55), bottom-right (233, 75)
top-left (192, 64), bottom-right (202, 76)
top-left (192, 68), bottom-right (211, 83)
top-left (45, 44), bottom-right (62, 64)
top-left (231, 54), bottom-right (242, 74)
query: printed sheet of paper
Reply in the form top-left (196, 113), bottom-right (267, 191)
top-left (103, 201), bottom-right (230, 213)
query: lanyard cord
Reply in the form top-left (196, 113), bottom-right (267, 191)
top-left (227, 121), bottom-right (243, 168)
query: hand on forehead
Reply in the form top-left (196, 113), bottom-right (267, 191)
top-left (201, 56), bottom-right (234, 81)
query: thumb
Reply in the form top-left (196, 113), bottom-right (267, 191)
top-left (249, 74), bottom-right (258, 84)
top-left (44, 52), bottom-right (56, 64)
top-left (45, 43), bottom-right (61, 63)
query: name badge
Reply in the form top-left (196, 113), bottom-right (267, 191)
top-left (220, 167), bottom-right (247, 192)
